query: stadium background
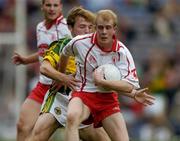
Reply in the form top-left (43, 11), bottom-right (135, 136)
top-left (0, 0), bottom-right (180, 141)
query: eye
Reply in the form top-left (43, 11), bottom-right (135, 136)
top-left (45, 3), bottom-right (51, 7)
top-left (79, 25), bottom-right (86, 29)
top-left (97, 25), bottom-right (103, 30)
top-left (89, 25), bottom-right (94, 30)
top-left (53, 4), bottom-right (59, 7)
top-left (106, 25), bottom-right (112, 30)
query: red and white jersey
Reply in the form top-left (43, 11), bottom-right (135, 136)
top-left (36, 15), bottom-right (72, 84)
top-left (62, 33), bottom-right (140, 92)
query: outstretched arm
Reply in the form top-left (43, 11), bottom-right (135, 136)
top-left (93, 68), bottom-right (134, 93)
top-left (12, 52), bottom-right (39, 65)
top-left (93, 69), bottom-right (155, 106)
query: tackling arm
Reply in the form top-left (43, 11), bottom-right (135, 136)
top-left (12, 52), bottom-right (39, 65)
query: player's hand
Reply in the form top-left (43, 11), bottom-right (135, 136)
top-left (12, 52), bottom-right (27, 65)
top-left (133, 88), bottom-right (155, 106)
top-left (51, 81), bottom-right (63, 93)
top-left (62, 74), bottom-right (80, 91)
top-left (93, 68), bottom-right (105, 86)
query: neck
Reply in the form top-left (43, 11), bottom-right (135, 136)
top-left (98, 42), bottom-right (113, 52)
top-left (45, 13), bottom-right (62, 23)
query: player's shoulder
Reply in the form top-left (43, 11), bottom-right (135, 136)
top-left (72, 33), bottom-right (93, 42)
top-left (60, 18), bottom-right (67, 25)
top-left (116, 40), bottom-right (132, 56)
top-left (116, 41), bottom-right (128, 51)
top-left (57, 18), bottom-right (68, 27)
top-left (36, 21), bottom-right (45, 30)
top-left (49, 37), bottom-right (71, 49)
top-left (57, 37), bottom-right (72, 47)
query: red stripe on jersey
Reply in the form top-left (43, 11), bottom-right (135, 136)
top-left (56, 15), bottom-right (63, 25)
top-left (131, 68), bottom-right (138, 79)
top-left (91, 33), bottom-right (118, 52)
top-left (44, 15), bottom-right (63, 29)
top-left (71, 35), bottom-right (92, 55)
top-left (80, 44), bottom-right (95, 91)
top-left (117, 44), bottom-right (123, 51)
top-left (125, 56), bottom-right (130, 78)
top-left (78, 65), bottom-right (84, 88)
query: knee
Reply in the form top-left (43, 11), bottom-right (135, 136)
top-left (16, 118), bottom-right (31, 134)
top-left (30, 128), bottom-right (42, 141)
top-left (123, 136), bottom-right (129, 141)
top-left (66, 111), bottom-right (82, 127)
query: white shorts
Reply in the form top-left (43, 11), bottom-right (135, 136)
top-left (41, 90), bottom-right (90, 129)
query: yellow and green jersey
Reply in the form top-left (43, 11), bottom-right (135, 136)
top-left (43, 37), bottom-right (76, 74)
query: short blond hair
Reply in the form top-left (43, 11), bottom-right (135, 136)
top-left (95, 10), bottom-right (118, 27)
top-left (67, 6), bottom-right (96, 27)
top-left (42, 0), bottom-right (61, 4)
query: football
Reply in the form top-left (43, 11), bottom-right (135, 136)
top-left (96, 64), bottom-right (122, 81)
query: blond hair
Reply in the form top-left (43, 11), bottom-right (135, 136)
top-left (42, 0), bottom-right (61, 4)
top-left (95, 9), bottom-right (117, 27)
top-left (67, 6), bottom-right (96, 27)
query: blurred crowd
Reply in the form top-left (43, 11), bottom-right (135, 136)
top-left (0, 0), bottom-right (180, 140)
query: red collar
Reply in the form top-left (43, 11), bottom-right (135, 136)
top-left (44, 15), bottom-right (63, 30)
top-left (91, 33), bottom-right (118, 52)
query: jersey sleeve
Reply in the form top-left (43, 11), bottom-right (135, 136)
top-left (43, 41), bottom-right (60, 68)
top-left (57, 18), bottom-right (72, 39)
top-left (61, 35), bottom-right (82, 57)
top-left (119, 46), bottom-right (140, 88)
top-left (43, 38), bottom-right (71, 68)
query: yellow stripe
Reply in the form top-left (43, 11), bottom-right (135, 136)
top-left (41, 92), bottom-right (56, 113)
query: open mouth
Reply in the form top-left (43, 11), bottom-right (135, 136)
top-left (101, 37), bottom-right (108, 40)
top-left (48, 12), bottom-right (56, 16)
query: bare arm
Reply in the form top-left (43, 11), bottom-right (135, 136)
top-left (40, 55), bottom-right (79, 90)
top-left (12, 52), bottom-right (39, 65)
top-left (93, 69), bottom-right (134, 93)
top-left (40, 53), bottom-right (70, 81)
top-left (58, 54), bottom-right (69, 73)
top-left (40, 60), bottom-right (66, 83)
top-left (93, 69), bottom-right (155, 106)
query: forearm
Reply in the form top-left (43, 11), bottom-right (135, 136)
top-left (25, 52), bottom-right (39, 64)
top-left (118, 90), bottom-right (137, 98)
top-left (40, 60), bottom-right (65, 82)
top-left (99, 79), bottom-right (134, 94)
top-left (106, 81), bottom-right (137, 99)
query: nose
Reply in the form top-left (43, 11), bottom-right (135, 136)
top-left (102, 27), bottom-right (107, 34)
top-left (49, 5), bottom-right (55, 11)
top-left (85, 26), bottom-right (91, 34)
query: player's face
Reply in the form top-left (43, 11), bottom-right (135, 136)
top-left (42, 0), bottom-right (62, 21)
top-left (71, 16), bottom-right (94, 36)
top-left (96, 18), bottom-right (116, 48)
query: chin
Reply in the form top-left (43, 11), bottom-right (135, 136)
top-left (48, 15), bottom-right (57, 20)
top-left (100, 40), bottom-right (108, 44)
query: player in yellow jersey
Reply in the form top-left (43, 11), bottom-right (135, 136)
top-left (28, 7), bottom-right (111, 141)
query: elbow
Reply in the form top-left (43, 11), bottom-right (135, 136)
top-left (40, 64), bottom-right (48, 76)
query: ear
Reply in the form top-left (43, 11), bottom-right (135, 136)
top-left (68, 25), bottom-right (73, 32)
top-left (113, 25), bottom-right (117, 34)
top-left (114, 25), bottom-right (117, 31)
